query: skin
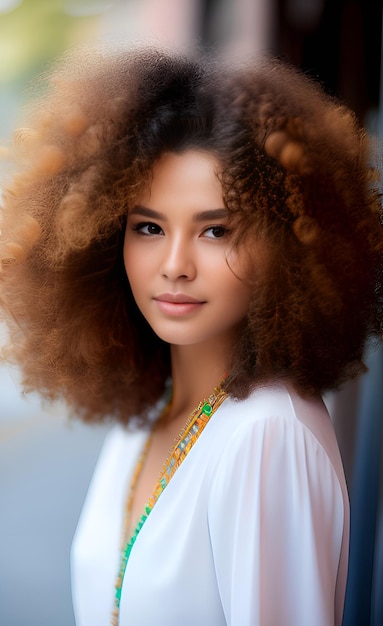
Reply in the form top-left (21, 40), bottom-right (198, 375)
top-left (123, 150), bottom-right (250, 531)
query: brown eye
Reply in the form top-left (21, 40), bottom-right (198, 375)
top-left (146, 223), bottom-right (162, 235)
top-left (204, 226), bottom-right (228, 239)
top-left (133, 222), bottom-right (163, 235)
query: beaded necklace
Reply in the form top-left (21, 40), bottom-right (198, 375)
top-left (111, 384), bottom-right (227, 626)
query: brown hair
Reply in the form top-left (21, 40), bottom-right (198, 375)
top-left (0, 44), bottom-right (382, 425)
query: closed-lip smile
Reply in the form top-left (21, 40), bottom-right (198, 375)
top-left (154, 293), bottom-right (205, 304)
top-left (153, 293), bottom-right (206, 316)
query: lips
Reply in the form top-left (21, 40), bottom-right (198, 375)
top-left (154, 293), bottom-right (205, 316)
top-left (155, 293), bottom-right (204, 304)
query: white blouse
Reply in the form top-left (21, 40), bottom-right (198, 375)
top-left (71, 384), bottom-right (349, 625)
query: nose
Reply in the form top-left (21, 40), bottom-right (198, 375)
top-left (160, 235), bottom-right (196, 281)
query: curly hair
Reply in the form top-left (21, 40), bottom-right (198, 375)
top-left (0, 43), bottom-right (382, 425)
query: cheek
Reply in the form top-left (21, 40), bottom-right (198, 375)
top-left (123, 237), bottom-right (142, 286)
top-left (234, 288), bottom-right (251, 318)
top-left (220, 272), bottom-right (250, 315)
top-left (123, 247), bottom-right (133, 284)
top-left (123, 243), bottom-right (156, 307)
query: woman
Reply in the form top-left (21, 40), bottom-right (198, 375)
top-left (0, 45), bottom-right (382, 625)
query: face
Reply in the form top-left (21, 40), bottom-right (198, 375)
top-left (124, 150), bottom-right (250, 350)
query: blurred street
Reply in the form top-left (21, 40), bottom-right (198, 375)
top-left (0, 364), bottom-right (109, 626)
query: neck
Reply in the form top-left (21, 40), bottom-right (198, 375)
top-left (168, 332), bottom-right (237, 419)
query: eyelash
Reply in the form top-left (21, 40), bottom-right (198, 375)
top-left (203, 225), bottom-right (229, 239)
top-left (131, 222), bottom-right (230, 239)
top-left (132, 222), bottom-right (163, 236)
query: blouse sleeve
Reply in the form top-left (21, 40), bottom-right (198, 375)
top-left (207, 413), bottom-right (346, 626)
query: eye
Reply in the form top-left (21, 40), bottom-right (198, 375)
top-left (203, 225), bottom-right (229, 239)
top-left (132, 222), bottom-right (163, 236)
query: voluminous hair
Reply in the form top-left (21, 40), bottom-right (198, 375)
top-left (0, 43), bottom-right (382, 425)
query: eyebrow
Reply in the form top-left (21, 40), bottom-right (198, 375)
top-left (130, 205), bottom-right (228, 222)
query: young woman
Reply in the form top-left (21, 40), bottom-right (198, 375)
top-left (0, 45), bottom-right (382, 625)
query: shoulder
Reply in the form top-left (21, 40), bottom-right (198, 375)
top-left (211, 382), bottom-right (346, 489)
top-left (208, 383), bottom-right (349, 533)
top-left (217, 382), bottom-right (330, 441)
top-left (207, 384), bottom-right (349, 626)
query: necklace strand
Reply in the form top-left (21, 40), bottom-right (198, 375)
top-left (111, 384), bottom-right (227, 625)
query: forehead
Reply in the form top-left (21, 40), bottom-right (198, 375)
top-left (137, 150), bottom-right (223, 206)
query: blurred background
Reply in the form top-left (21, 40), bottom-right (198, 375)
top-left (0, 1), bottom-right (382, 625)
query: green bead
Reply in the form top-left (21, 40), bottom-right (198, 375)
top-left (202, 403), bottom-right (212, 415)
